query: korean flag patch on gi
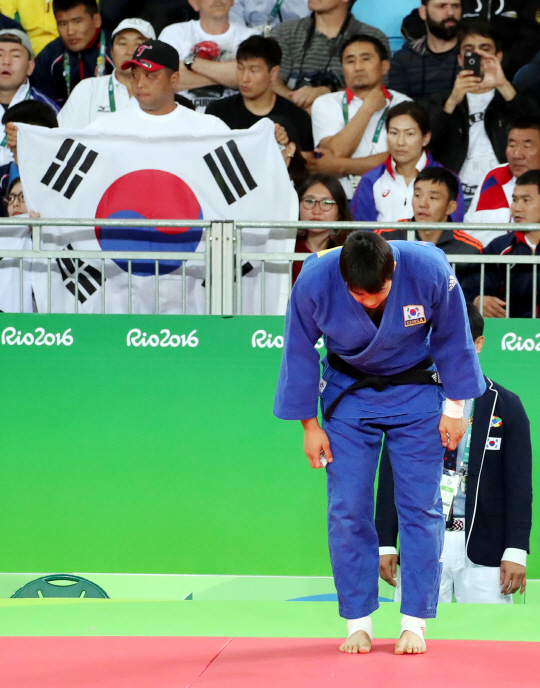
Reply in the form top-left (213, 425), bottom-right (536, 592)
top-left (486, 437), bottom-right (501, 450)
top-left (403, 305), bottom-right (426, 327)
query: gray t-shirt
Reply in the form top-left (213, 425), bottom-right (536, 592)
top-left (271, 14), bottom-right (390, 91)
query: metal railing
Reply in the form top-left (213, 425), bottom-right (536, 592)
top-left (0, 218), bottom-right (539, 315)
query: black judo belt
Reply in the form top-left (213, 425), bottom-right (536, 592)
top-left (322, 351), bottom-right (442, 421)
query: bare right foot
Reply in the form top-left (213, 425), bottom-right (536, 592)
top-left (339, 630), bottom-right (372, 654)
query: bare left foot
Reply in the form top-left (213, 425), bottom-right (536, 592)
top-left (339, 630), bottom-right (372, 654)
top-left (395, 630), bottom-right (426, 655)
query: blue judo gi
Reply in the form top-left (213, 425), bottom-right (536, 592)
top-left (274, 241), bottom-right (485, 620)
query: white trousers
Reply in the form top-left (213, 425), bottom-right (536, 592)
top-left (395, 531), bottom-right (513, 604)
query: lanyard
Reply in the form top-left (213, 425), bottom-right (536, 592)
top-left (64, 29), bottom-right (107, 97)
top-left (342, 89), bottom-right (392, 145)
top-left (269, 0), bottom-right (286, 19)
top-left (461, 399), bottom-right (475, 471)
top-left (1, 88), bottom-right (32, 147)
top-left (108, 76), bottom-right (116, 112)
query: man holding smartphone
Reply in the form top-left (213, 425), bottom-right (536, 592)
top-left (424, 20), bottom-right (538, 213)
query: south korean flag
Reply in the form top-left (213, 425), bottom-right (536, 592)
top-left (17, 119), bottom-right (296, 314)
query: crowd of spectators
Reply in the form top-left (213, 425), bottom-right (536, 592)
top-left (0, 0), bottom-right (538, 316)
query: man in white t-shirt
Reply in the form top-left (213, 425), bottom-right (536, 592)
top-left (308, 34), bottom-right (410, 198)
top-left (58, 17), bottom-right (155, 129)
top-left (7, 40), bottom-right (231, 157)
top-left (159, 0), bottom-right (256, 111)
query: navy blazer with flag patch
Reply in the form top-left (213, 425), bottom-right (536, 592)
top-left (375, 376), bottom-right (532, 567)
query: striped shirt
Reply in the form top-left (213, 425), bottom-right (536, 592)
top-left (271, 14), bottom-right (390, 91)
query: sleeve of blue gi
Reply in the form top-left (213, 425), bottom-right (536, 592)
top-left (429, 257), bottom-right (486, 400)
top-left (273, 277), bottom-right (323, 420)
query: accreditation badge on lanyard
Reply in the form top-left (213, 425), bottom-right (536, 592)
top-left (342, 86), bottom-right (392, 190)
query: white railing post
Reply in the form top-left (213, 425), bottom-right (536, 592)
top-left (222, 221), bottom-right (235, 316)
top-left (210, 221), bottom-right (224, 315)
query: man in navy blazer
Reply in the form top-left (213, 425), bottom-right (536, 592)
top-left (376, 302), bottom-right (532, 603)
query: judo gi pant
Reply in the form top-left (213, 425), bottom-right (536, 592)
top-left (394, 531), bottom-right (513, 604)
top-left (324, 411), bottom-right (445, 620)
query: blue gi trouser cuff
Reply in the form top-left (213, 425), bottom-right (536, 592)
top-left (340, 600), bottom-right (380, 620)
top-left (400, 604), bottom-right (438, 619)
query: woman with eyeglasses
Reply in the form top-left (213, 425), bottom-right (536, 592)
top-left (0, 177), bottom-right (38, 312)
top-left (350, 101), bottom-right (464, 223)
top-left (293, 173), bottom-right (352, 284)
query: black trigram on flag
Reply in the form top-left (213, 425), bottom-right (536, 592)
top-left (57, 244), bottom-right (104, 304)
top-left (204, 140), bottom-right (257, 205)
top-left (41, 139), bottom-right (98, 199)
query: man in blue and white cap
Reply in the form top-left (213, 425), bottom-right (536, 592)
top-left (58, 17), bottom-right (156, 128)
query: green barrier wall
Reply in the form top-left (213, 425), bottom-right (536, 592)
top-left (0, 316), bottom-right (538, 576)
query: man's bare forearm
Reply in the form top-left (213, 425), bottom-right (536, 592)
top-left (337, 152), bottom-right (388, 176)
top-left (324, 107), bottom-right (375, 158)
top-left (178, 63), bottom-right (216, 90)
top-left (191, 58), bottom-right (239, 89)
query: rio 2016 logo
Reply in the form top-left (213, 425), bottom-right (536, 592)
top-left (127, 328), bottom-right (199, 348)
top-left (252, 329), bottom-right (324, 349)
top-left (1, 327), bottom-right (73, 346)
top-left (501, 332), bottom-right (540, 351)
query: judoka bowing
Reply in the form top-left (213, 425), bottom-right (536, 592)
top-left (274, 231), bottom-right (485, 654)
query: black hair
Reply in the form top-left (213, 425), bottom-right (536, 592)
top-left (414, 167), bottom-right (459, 202)
top-left (297, 173), bottom-right (352, 222)
top-left (509, 116), bottom-right (540, 135)
top-left (53, 0), bottom-right (98, 15)
top-left (386, 101), bottom-right (430, 136)
top-left (457, 19), bottom-right (502, 53)
top-left (515, 169), bottom-right (540, 195)
top-left (339, 231), bottom-right (394, 293)
top-left (2, 100), bottom-right (58, 128)
top-left (340, 33), bottom-right (389, 62)
top-left (7, 176), bottom-right (21, 196)
top-left (236, 35), bottom-right (282, 70)
top-left (467, 302), bottom-right (484, 340)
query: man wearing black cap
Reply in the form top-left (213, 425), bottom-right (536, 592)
top-left (84, 39), bottom-right (232, 135)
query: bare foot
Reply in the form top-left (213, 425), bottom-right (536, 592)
top-left (395, 630), bottom-right (426, 655)
top-left (339, 630), bottom-right (372, 654)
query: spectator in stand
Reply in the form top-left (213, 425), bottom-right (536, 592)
top-left (0, 30), bottom-right (59, 168)
top-left (465, 117), bottom-right (540, 245)
top-left (292, 172), bottom-right (350, 283)
top-left (206, 35), bottom-right (313, 152)
top-left (230, 0), bottom-right (310, 32)
top-left (308, 34), bottom-right (410, 199)
top-left (426, 21), bottom-right (538, 214)
top-left (1, 100), bottom-right (58, 215)
top-left (159, 0), bottom-right (256, 112)
top-left (400, 0), bottom-right (540, 80)
top-left (462, 169), bottom-right (540, 318)
top-left (58, 17), bottom-right (155, 128)
top-left (0, 176), bottom-right (36, 312)
top-left (270, 0), bottom-right (389, 113)
top-left (100, 0), bottom-right (197, 37)
top-left (389, 0), bottom-right (461, 101)
top-left (0, 1), bottom-right (59, 55)
top-left (374, 167), bottom-right (481, 283)
top-left (32, 0), bottom-right (113, 106)
top-left (351, 101), bottom-right (463, 223)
